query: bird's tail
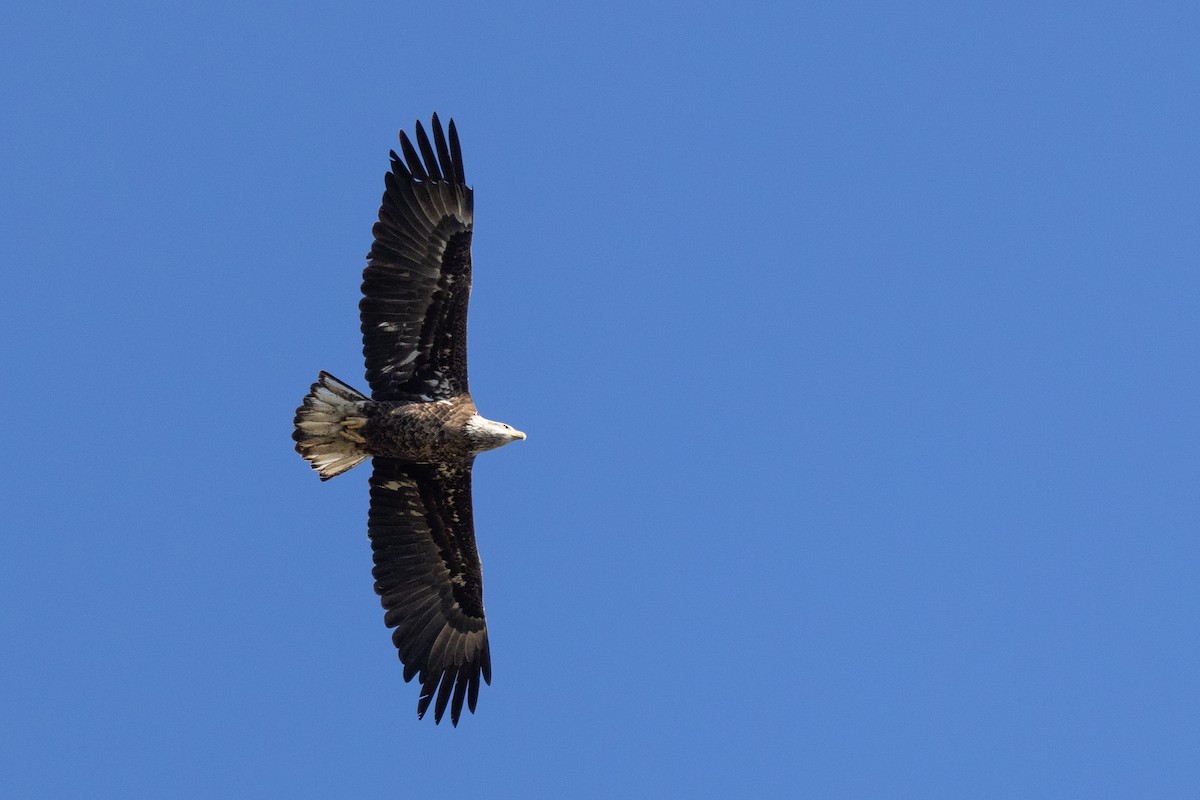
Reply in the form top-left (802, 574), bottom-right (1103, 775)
top-left (293, 371), bottom-right (371, 480)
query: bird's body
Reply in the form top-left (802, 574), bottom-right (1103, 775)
top-left (293, 115), bottom-right (523, 726)
top-left (363, 396), bottom-right (481, 463)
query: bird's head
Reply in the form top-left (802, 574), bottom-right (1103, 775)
top-left (465, 415), bottom-right (526, 454)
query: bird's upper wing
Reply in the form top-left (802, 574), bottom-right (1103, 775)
top-left (368, 457), bottom-right (491, 726)
top-left (361, 114), bottom-right (473, 402)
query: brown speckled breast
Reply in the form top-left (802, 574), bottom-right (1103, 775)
top-left (361, 394), bottom-right (478, 464)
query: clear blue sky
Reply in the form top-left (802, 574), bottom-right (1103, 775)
top-left (3, 2), bottom-right (1198, 797)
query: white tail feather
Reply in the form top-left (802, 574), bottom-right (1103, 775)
top-left (293, 372), bottom-right (370, 480)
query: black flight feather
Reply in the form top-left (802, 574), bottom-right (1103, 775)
top-left (398, 131), bottom-right (428, 180)
top-left (431, 114), bottom-right (453, 182)
top-left (413, 120), bottom-right (442, 181)
top-left (448, 119), bottom-right (465, 184)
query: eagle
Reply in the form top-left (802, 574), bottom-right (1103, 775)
top-left (293, 114), bottom-right (525, 726)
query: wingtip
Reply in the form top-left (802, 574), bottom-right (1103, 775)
top-left (447, 118), bottom-right (465, 184)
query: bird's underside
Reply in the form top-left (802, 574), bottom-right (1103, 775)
top-left (293, 114), bottom-right (523, 726)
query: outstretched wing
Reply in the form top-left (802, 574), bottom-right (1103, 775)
top-left (361, 114), bottom-right (473, 402)
top-left (368, 457), bottom-right (491, 726)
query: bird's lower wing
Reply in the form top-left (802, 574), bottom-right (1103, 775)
top-left (368, 457), bottom-right (491, 725)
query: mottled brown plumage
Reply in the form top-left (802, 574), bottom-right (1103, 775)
top-left (361, 396), bottom-right (480, 463)
top-left (293, 115), bottom-right (524, 726)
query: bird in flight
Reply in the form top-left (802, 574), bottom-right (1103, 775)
top-left (293, 114), bottom-right (525, 726)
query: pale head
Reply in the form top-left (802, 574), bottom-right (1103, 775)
top-left (464, 415), bottom-right (526, 454)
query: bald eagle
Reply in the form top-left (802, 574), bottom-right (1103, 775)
top-left (293, 115), bottom-right (524, 726)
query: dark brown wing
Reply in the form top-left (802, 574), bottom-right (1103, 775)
top-left (368, 457), bottom-right (491, 725)
top-left (361, 114), bottom-right (473, 402)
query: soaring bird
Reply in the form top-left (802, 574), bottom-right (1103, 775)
top-left (293, 115), bottom-right (524, 726)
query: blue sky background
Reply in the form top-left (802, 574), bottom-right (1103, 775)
top-left (3, 2), bottom-right (1198, 797)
